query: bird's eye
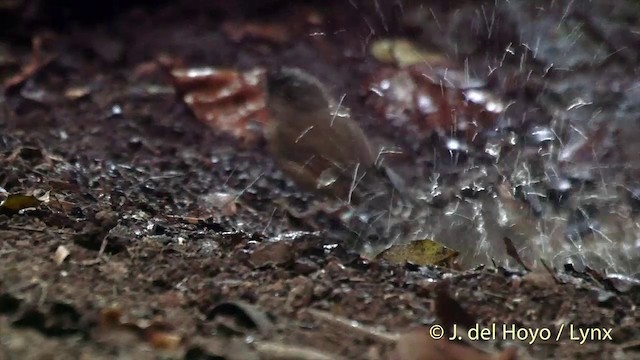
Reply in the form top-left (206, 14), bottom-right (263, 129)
top-left (284, 83), bottom-right (300, 99)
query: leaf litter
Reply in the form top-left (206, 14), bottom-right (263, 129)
top-left (1, 0), bottom-right (640, 359)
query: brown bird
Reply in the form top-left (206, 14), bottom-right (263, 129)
top-left (265, 67), bottom-right (416, 248)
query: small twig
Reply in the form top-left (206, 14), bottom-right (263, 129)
top-left (5, 225), bottom-right (73, 235)
top-left (304, 308), bottom-right (399, 344)
top-left (97, 234), bottom-right (109, 259)
top-left (254, 340), bottom-right (346, 360)
top-left (79, 258), bottom-right (102, 266)
top-left (619, 338), bottom-right (640, 350)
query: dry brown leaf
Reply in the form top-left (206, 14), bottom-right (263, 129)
top-left (53, 245), bottom-right (70, 265)
top-left (503, 237), bottom-right (531, 271)
top-left (167, 65), bottom-right (268, 146)
top-left (520, 271), bottom-right (558, 289)
top-left (379, 238), bottom-right (459, 267)
top-left (202, 192), bottom-right (237, 216)
top-left (143, 330), bottom-right (182, 350)
top-left (365, 63), bottom-right (501, 145)
top-left (97, 306), bottom-right (183, 350)
top-left (248, 241), bottom-right (294, 268)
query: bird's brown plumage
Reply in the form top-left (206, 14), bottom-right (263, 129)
top-left (264, 67), bottom-right (417, 249)
top-left (265, 67), bottom-right (384, 203)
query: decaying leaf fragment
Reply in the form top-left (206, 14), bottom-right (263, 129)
top-left (248, 240), bottom-right (294, 268)
top-left (97, 306), bottom-right (183, 351)
top-left (379, 238), bottom-right (459, 267)
top-left (367, 39), bottom-right (504, 147)
top-left (371, 38), bottom-right (447, 68)
top-left (53, 245), bottom-right (70, 265)
top-left (0, 193), bottom-right (45, 213)
top-left (202, 191), bottom-right (238, 216)
top-left (167, 64), bottom-right (269, 145)
top-left (503, 237), bottom-right (531, 271)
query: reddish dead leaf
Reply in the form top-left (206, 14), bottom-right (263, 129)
top-left (365, 64), bottom-right (502, 146)
top-left (135, 54), bottom-right (186, 80)
top-left (392, 328), bottom-right (517, 360)
top-left (144, 331), bottom-right (182, 350)
top-left (142, 326), bottom-right (183, 350)
top-left (133, 60), bottom-right (163, 78)
top-left (167, 65), bottom-right (269, 146)
top-left (222, 21), bottom-right (289, 44)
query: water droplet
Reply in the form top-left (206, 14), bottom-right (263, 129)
top-left (606, 273), bottom-right (640, 292)
top-left (566, 97), bottom-right (592, 111)
top-left (173, 67), bottom-right (216, 78)
top-left (317, 168), bottom-right (339, 189)
top-left (417, 94), bottom-right (437, 114)
top-left (484, 139), bottom-right (502, 158)
top-left (528, 126), bottom-right (555, 144)
top-left (109, 104), bottom-right (123, 117)
top-left (445, 138), bottom-right (468, 152)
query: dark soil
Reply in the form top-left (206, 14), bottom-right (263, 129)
top-left (1, 1), bottom-right (639, 359)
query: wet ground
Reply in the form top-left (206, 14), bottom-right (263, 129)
top-left (1, 1), bottom-right (640, 359)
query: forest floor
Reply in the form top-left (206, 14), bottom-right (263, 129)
top-left (1, 1), bottom-right (639, 359)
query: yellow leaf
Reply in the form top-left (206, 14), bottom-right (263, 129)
top-left (370, 39), bottom-right (446, 67)
top-left (0, 194), bottom-right (42, 212)
top-left (379, 238), bottom-right (459, 267)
